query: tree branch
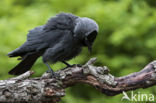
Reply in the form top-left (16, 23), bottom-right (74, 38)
top-left (0, 58), bottom-right (156, 103)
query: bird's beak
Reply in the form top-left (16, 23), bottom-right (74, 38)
top-left (85, 38), bottom-right (92, 53)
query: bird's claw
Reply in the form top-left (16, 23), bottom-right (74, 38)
top-left (51, 72), bottom-right (60, 78)
top-left (69, 64), bottom-right (82, 67)
top-left (75, 64), bottom-right (82, 67)
top-left (62, 64), bottom-right (82, 70)
top-left (46, 69), bottom-right (60, 78)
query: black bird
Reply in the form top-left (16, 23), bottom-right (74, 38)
top-left (8, 13), bottom-right (99, 76)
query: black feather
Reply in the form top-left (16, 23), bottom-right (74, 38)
top-left (9, 52), bottom-right (40, 75)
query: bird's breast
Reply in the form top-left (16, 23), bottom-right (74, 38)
top-left (62, 44), bottom-right (82, 61)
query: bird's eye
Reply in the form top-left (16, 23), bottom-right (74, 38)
top-left (87, 31), bottom-right (97, 43)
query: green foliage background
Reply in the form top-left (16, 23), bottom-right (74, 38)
top-left (0, 0), bottom-right (156, 103)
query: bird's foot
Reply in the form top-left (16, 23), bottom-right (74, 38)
top-left (69, 64), bottom-right (82, 67)
top-left (62, 64), bottom-right (82, 70)
top-left (46, 69), bottom-right (60, 78)
top-left (45, 62), bottom-right (59, 78)
top-left (52, 72), bottom-right (60, 78)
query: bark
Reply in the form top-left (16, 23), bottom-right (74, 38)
top-left (0, 58), bottom-right (156, 103)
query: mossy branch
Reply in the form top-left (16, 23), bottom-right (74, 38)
top-left (0, 58), bottom-right (156, 103)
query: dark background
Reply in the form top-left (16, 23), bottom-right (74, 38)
top-left (0, 0), bottom-right (156, 102)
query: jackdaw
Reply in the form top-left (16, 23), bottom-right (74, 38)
top-left (8, 13), bottom-right (99, 77)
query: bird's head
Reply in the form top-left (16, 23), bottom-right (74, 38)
top-left (74, 17), bottom-right (99, 53)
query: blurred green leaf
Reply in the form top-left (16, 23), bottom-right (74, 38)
top-left (0, 0), bottom-right (156, 102)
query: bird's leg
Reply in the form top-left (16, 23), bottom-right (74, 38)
top-left (45, 62), bottom-right (59, 78)
top-left (62, 61), bottom-right (82, 70)
top-left (62, 61), bottom-right (72, 67)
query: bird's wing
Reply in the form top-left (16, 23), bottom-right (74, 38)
top-left (8, 26), bottom-right (48, 57)
top-left (18, 26), bottom-right (49, 53)
top-left (26, 25), bottom-right (48, 50)
top-left (43, 13), bottom-right (78, 32)
top-left (26, 13), bottom-right (78, 50)
top-left (8, 13), bottom-right (77, 57)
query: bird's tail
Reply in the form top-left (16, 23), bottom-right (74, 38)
top-left (8, 52), bottom-right (40, 75)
